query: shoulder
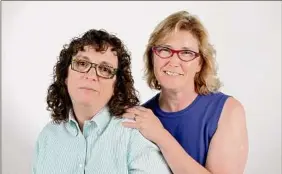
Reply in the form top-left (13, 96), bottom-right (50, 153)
top-left (223, 97), bottom-right (245, 113)
top-left (36, 121), bottom-right (64, 143)
top-left (219, 96), bottom-right (246, 128)
top-left (200, 92), bottom-right (242, 136)
top-left (110, 117), bottom-right (159, 148)
top-left (142, 93), bottom-right (160, 109)
top-left (197, 92), bottom-right (230, 110)
top-left (205, 91), bottom-right (246, 127)
top-left (129, 128), bottom-right (159, 149)
top-left (203, 91), bottom-right (230, 100)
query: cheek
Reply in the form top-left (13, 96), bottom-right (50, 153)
top-left (193, 59), bottom-right (202, 73)
top-left (100, 79), bottom-right (115, 95)
top-left (67, 75), bottom-right (77, 86)
top-left (66, 73), bottom-right (82, 92)
top-left (66, 78), bottom-right (76, 97)
top-left (153, 57), bottom-right (165, 73)
top-left (183, 62), bottom-right (201, 75)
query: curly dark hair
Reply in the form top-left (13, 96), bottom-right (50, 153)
top-left (47, 29), bottom-right (140, 123)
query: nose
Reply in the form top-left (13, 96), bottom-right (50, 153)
top-left (168, 53), bottom-right (181, 67)
top-left (85, 66), bottom-right (98, 81)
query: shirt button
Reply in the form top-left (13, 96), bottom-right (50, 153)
top-left (79, 164), bottom-right (83, 168)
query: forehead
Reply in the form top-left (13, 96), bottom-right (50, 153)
top-left (74, 45), bottom-right (118, 67)
top-left (158, 30), bottom-right (199, 50)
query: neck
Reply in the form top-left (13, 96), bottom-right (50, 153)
top-left (159, 86), bottom-right (198, 112)
top-left (72, 104), bottom-right (102, 131)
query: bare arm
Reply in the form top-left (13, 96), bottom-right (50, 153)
top-left (205, 97), bottom-right (249, 174)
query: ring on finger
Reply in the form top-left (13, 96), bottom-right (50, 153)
top-left (134, 114), bottom-right (137, 121)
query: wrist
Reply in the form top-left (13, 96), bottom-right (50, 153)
top-left (154, 128), bottom-right (170, 145)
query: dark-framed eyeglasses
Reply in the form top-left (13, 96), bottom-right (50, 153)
top-left (152, 46), bottom-right (200, 62)
top-left (71, 59), bottom-right (118, 79)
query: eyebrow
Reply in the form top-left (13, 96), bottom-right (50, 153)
top-left (74, 55), bottom-right (115, 67)
top-left (160, 44), bottom-right (197, 51)
top-left (99, 61), bottom-right (115, 68)
top-left (75, 55), bottom-right (90, 61)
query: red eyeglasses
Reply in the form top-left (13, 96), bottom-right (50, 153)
top-left (152, 46), bottom-right (200, 62)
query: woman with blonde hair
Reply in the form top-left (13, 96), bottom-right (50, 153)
top-left (123, 11), bottom-right (248, 174)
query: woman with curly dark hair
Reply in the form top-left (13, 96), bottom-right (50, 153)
top-left (32, 29), bottom-right (171, 174)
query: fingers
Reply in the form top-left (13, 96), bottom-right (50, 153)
top-left (122, 112), bottom-right (136, 119)
top-left (125, 108), bottom-right (143, 118)
top-left (133, 106), bottom-right (148, 112)
top-left (126, 106), bottom-right (150, 116)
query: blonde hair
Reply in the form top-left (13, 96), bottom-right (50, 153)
top-left (144, 10), bottom-right (222, 95)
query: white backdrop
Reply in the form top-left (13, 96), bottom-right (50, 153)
top-left (2, 1), bottom-right (281, 174)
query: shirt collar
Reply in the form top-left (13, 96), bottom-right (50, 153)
top-left (91, 106), bottom-right (111, 135)
top-left (66, 106), bottom-right (112, 136)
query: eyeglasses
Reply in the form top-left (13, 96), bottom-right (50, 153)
top-left (71, 59), bottom-right (118, 79)
top-left (152, 46), bottom-right (200, 62)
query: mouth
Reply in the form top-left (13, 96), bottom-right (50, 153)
top-left (79, 87), bottom-right (96, 91)
top-left (163, 70), bottom-right (184, 76)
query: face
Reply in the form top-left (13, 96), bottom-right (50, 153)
top-left (153, 30), bottom-right (201, 91)
top-left (65, 45), bottom-right (118, 108)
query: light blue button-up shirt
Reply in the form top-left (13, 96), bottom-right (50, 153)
top-left (32, 107), bottom-right (171, 174)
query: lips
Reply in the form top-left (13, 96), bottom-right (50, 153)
top-left (163, 70), bottom-right (184, 76)
top-left (79, 87), bottom-right (96, 91)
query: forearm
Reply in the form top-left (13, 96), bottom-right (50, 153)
top-left (155, 130), bottom-right (211, 174)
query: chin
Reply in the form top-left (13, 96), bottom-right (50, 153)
top-left (72, 95), bottom-right (95, 106)
top-left (158, 76), bottom-right (180, 85)
top-left (162, 85), bottom-right (181, 91)
top-left (76, 100), bottom-right (94, 107)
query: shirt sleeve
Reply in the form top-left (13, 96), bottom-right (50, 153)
top-left (31, 137), bottom-right (39, 174)
top-left (127, 129), bottom-right (172, 174)
top-left (31, 124), bottom-right (49, 174)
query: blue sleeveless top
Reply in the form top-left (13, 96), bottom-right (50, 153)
top-left (143, 92), bottom-right (230, 166)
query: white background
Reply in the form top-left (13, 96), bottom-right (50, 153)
top-left (2, 1), bottom-right (281, 174)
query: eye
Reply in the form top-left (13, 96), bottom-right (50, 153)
top-left (180, 50), bottom-right (195, 57)
top-left (100, 66), bottom-right (110, 72)
top-left (75, 60), bottom-right (89, 67)
top-left (154, 46), bottom-right (172, 57)
top-left (156, 46), bottom-right (171, 53)
top-left (98, 65), bottom-right (114, 75)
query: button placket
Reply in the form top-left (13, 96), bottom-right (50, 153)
top-left (77, 133), bottom-right (86, 173)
